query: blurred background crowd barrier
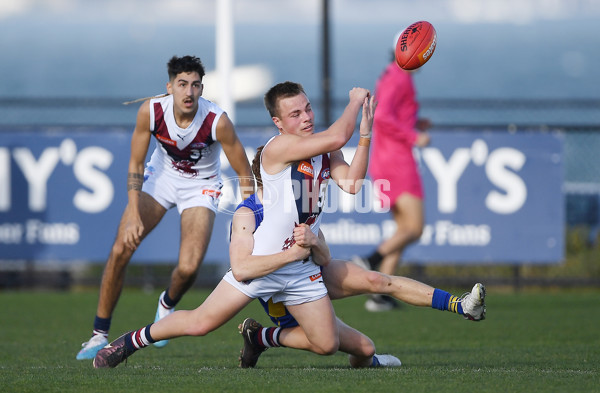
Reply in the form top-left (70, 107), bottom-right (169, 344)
top-left (1, 97), bottom-right (599, 290)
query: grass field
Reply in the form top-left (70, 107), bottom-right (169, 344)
top-left (1, 288), bottom-right (598, 393)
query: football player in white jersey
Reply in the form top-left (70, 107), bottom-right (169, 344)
top-left (233, 144), bottom-right (484, 368)
top-left (92, 82), bottom-right (404, 369)
top-left (76, 55), bottom-right (253, 360)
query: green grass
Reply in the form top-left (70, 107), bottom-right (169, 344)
top-left (1, 288), bottom-right (598, 393)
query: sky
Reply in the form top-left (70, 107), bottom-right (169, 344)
top-left (2, 0), bottom-right (600, 25)
top-left (1, 0), bottom-right (599, 126)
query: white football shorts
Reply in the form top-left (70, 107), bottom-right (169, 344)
top-left (222, 266), bottom-right (327, 306)
top-left (142, 165), bottom-right (223, 214)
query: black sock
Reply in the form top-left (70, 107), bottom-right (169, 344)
top-left (124, 332), bottom-right (137, 352)
top-left (367, 251), bottom-right (384, 270)
top-left (93, 316), bottom-right (111, 337)
top-left (161, 288), bottom-right (180, 309)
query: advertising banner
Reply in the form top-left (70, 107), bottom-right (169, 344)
top-left (0, 127), bottom-right (564, 265)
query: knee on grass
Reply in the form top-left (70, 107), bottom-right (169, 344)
top-left (345, 334), bottom-right (376, 367)
top-left (353, 341), bottom-right (375, 360)
top-left (347, 339), bottom-right (376, 368)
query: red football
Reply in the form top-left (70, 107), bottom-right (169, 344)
top-left (395, 21), bottom-right (437, 70)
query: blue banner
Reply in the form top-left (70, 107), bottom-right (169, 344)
top-left (319, 130), bottom-right (565, 264)
top-left (0, 127), bottom-right (564, 265)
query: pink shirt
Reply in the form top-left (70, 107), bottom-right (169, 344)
top-left (369, 62), bottom-right (424, 204)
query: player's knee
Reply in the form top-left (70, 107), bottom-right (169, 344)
top-left (395, 224), bottom-right (423, 246)
top-left (347, 337), bottom-right (376, 367)
top-left (318, 345), bottom-right (338, 356)
top-left (365, 270), bottom-right (389, 293)
top-left (314, 337), bottom-right (339, 356)
top-left (183, 317), bottom-right (211, 337)
top-left (353, 332), bottom-right (375, 358)
top-left (185, 326), bottom-right (209, 337)
top-left (175, 263), bottom-right (200, 281)
top-left (109, 242), bottom-right (134, 264)
top-left (407, 225), bottom-right (423, 243)
top-left (361, 338), bottom-right (376, 358)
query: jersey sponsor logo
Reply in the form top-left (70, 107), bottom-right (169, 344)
top-left (309, 272), bottom-right (322, 282)
top-left (156, 133), bottom-right (176, 146)
top-left (321, 168), bottom-right (330, 180)
top-left (297, 161), bottom-right (314, 177)
top-left (201, 189), bottom-right (222, 199)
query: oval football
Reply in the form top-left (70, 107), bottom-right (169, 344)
top-left (395, 21), bottom-right (437, 70)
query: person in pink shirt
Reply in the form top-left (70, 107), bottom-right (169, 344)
top-left (353, 34), bottom-right (432, 312)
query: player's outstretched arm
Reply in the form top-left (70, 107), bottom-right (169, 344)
top-left (329, 95), bottom-right (377, 194)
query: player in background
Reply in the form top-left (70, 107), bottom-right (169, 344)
top-left (93, 81), bottom-right (404, 369)
top-left (353, 32), bottom-right (433, 312)
top-left (236, 145), bottom-right (485, 368)
top-left (76, 55), bottom-right (254, 360)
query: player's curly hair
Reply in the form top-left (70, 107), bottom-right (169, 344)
top-left (167, 55), bottom-right (206, 80)
top-left (263, 81), bottom-right (306, 118)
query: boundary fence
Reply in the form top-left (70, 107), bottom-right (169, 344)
top-left (1, 98), bottom-right (599, 290)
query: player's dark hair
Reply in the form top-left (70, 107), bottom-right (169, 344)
top-left (251, 145), bottom-right (264, 189)
top-left (264, 81), bottom-right (306, 118)
top-left (167, 55), bottom-right (206, 80)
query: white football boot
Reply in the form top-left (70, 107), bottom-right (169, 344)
top-left (460, 283), bottom-right (486, 321)
top-left (153, 291), bottom-right (174, 348)
top-left (76, 334), bottom-right (108, 360)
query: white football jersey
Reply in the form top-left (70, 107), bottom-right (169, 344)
top-left (147, 94), bottom-right (224, 179)
top-left (252, 136), bottom-right (331, 275)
